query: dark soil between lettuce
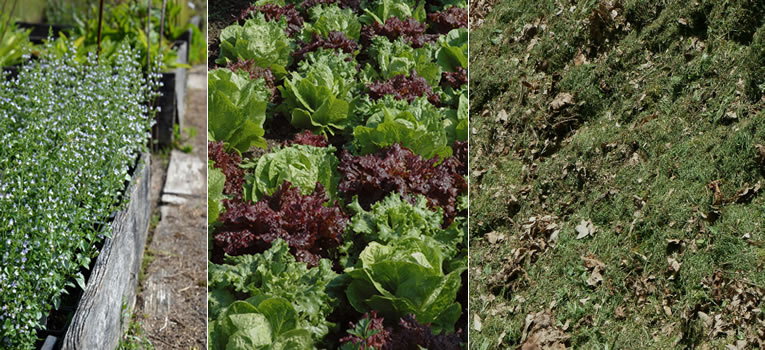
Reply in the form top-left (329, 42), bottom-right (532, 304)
top-left (208, 0), bottom-right (254, 69)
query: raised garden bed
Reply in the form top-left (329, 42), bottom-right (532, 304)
top-left (60, 152), bottom-right (151, 350)
top-left (0, 40), bottom-right (157, 350)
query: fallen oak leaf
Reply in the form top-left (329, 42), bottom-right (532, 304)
top-left (473, 313), bottom-right (483, 332)
top-left (708, 180), bottom-right (723, 206)
top-left (755, 144), bottom-right (765, 165)
top-left (614, 306), bottom-right (626, 320)
top-left (667, 256), bottom-right (681, 280)
top-left (732, 182), bottom-right (760, 204)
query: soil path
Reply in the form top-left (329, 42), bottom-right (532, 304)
top-left (133, 65), bottom-right (207, 349)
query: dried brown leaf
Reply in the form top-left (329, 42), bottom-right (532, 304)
top-left (586, 267), bottom-right (603, 287)
top-left (550, 93), bottom-right (574, 110)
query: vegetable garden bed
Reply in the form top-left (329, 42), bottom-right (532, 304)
top-left (207, 0), bottom-right (469, 348)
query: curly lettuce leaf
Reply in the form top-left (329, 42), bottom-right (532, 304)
top-left (368, 36), bottom-right (441, 86)
top-left (359, 0), bottom-right (426, 25)
top-left (345, 237), bottom-right (465, 335)
top-left (208, 69), bottom-right (269, 153)
top-left (243, 143), bottom-right (340, 202)
top-left (217, 13), bottom-right (295, 71)
top-left (209, 239), bottom-right (338, 341)
top-left (344, 193), bottom-right (464, 267)
top-left (443, 89), bottom-right (468, 143)
top-left (279, 50), bottom-right (358, 136)
top-left (208, 163), bottom-right (226, 224)
top-left (302, 5), bottom-right (361, 41)
top-left (352, 96), bottom-right (451, 159)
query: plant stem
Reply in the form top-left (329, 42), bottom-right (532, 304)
top-left (159, 0), bottom-right (168, 54)
top-left (0, 0), bottom-right (19, 47)
top-left (96, 0), bottom-right (104, 56)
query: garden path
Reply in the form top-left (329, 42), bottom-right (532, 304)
top-left (133, 64), bottom-right (207, 350)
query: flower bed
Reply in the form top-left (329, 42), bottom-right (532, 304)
top-left (0, 42), bottom-right (158, 349)
top-left (207, 0), bottom-right (468, 348)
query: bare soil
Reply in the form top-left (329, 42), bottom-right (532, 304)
top-left (208, 0), bottom-right (254, 68)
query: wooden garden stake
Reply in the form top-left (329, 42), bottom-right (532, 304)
top-left (159, 0), bottom-right (168, 54)
top-left (96, 0), bottom-right (104, 56)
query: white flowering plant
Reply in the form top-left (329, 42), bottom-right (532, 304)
top-left (0, 40), bottom-right (160, 349)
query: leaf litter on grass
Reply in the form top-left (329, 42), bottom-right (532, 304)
top-left (469, 0), bottom-right (765, 348)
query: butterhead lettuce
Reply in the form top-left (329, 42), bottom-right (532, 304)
top-left (208, 69), bottom-right (269, 153)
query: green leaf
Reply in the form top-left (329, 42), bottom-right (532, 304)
top-left (255, 297), bottom-right (298, 338)
top-left (208, 69), bottom-right (269, 153)
top-left (208, 165), bottom-right (226, 224)
top-left (345, 193), bottom-right (463, 267)
top-left (370, 36), bottom-right (441, 86)
top-left (209, 240), bottom-right (338, 342)
top-left (302, 5), bottom-right (362, 41)
top-left (352, 96), bottom-right (452, 159)
top-left (245, 144), bottom-right (339, 202)
top-left (217, 13), bottom-right (295, 68)
top-left (360, 0), bottom-right (419, 24)
top-left (436, 28), bottom-right (468, 72)
top-left (279, 50), bottom-right (357, 136)
top-left (74, 272), bottom-right (86, 291)
top-left (345, 238), bottom-right (465, 334)
top-left (444, 90), bottom-right (468, 143)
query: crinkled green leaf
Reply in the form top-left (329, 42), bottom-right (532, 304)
top-left (217, 13), bottom-right (295, 69)
top-left (210, 298), bottom-right (314, 350)
top-left (443, 90), bottom-right (468, 143)
top-left (344, 193), bottom-right (464, 267)
top-left (345, 238), bottom-right (465, 335)
top-left (209, 240), bottom-right (338, 341)
top-left (370, 36), bottom-right (441, 86)
top-left (436, 28), bottom-right (467, 72)
top-left (302, 5), bottom-right (361, 41)
top-left (208, 69), bottom-right (269, 152)
top-left (360, 0), bottom-right (426, 24)
top-left (280, 50), bottom-right (358, 136)
top-left (353, 96), bottom-right (452, 159)
top-left (243, 144), bottom-right (339, 202)
top-left (208, 164), bottom-right (226, 224)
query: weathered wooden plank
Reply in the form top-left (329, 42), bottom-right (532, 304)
top-left (61, 153), bottom-right (151, 350)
